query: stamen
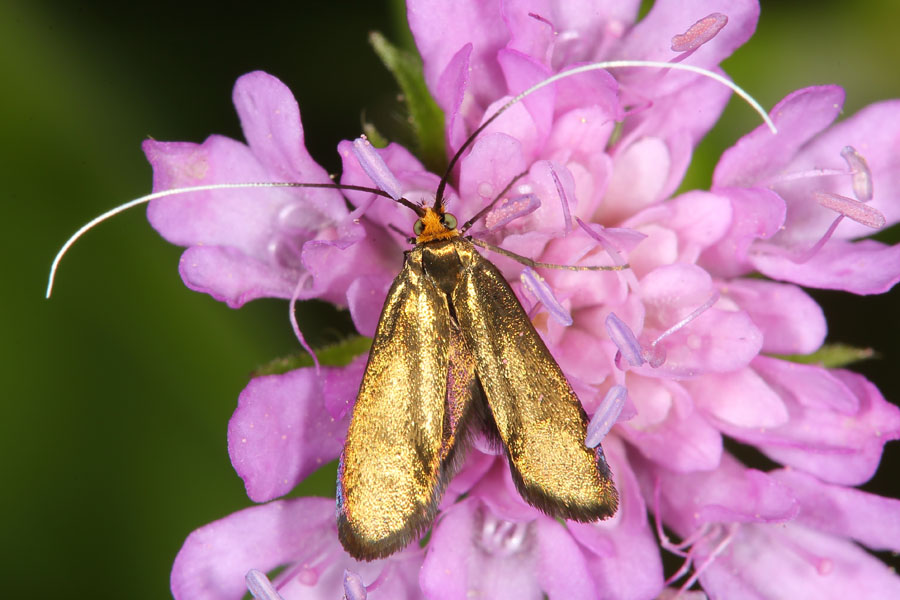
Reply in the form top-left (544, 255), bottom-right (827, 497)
top-left (576, 217), bottom-right (644, 268)
top-left (484, 193), bottom-right (541, 229)
top-left (607, 293), bottom-right (719, 370)
top-left (840, 145), bottom-right (873, 201)
top-left (343, 569), bottom-right (368, 600)
top-left (351, 136), bottom-right (402, 201)
top-left (678, 524), bottom-right (738, 593)
top-left (246, 569), bottom-right (286, 600)
top-left (650, 292), bottom-right (720, 349)
top-left (479, 512), bottom-right (530, 557)
top-left (671, 13), bottom-right (728, 53)
top-left (289, 274), bottom-right (320, 374)
top-left (520, 267), bottom-right (573, 326)
top-left (548, 164), bottom-right (572, 234)
top-left (814, 192), bottom-right (885, 228)
top-left (586, 384), bottom-right (627, 447)
top-left (605, 313), bottom-right (644, 368)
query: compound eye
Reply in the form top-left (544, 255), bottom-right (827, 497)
top-left (441, 213), bottom-right (458, 230)
top-left (413, 219), bottom-right (425, 236)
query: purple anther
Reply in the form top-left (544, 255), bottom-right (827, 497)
top-left (485, 194), bottom-right (541, 230)
top-left (671, 13), bottom-right (728, 52)
top-left (840, 146), bottom-right (873, 202)
top-left (351, 137), bottom-right (402, 201)
top-left (246, 569), bottom-right (286, 600)
top-left (343, 569), bottom-right (367, 600)
top-left (586, 385), bottom-right (627, 447)
top-left (548, 163), bottom-right (572, 234)
top-left (521, 267), bottom-right (573, 326)
top-left (814, 191), bottom-right (885, 229)
top-left (605, 312), bottom-right (644, 367)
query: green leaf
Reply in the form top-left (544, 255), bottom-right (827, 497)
top-left (253, 335), bottom-right (373, 376)
top-left (369, 31), bottom-right (445, 172)
top-left (773, 343), bottom-right (876, 368)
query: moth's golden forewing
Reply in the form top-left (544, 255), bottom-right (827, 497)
top-left (450, 239), bottom-right (618, 521)
top-left (338, 247), bottom-right (451, 560)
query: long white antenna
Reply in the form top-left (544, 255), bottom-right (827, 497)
top-left (46, 182), bottom-right (307, 298)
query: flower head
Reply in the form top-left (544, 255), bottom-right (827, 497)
top-left (146, 2), bottom-right (900, 598)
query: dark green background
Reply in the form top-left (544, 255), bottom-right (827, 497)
top-left (3, 1), bottom-right (898, 598)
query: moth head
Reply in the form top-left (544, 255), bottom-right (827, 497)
top-left (413, 206), bottom-right (458, 244)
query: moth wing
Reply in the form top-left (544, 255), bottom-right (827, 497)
top-left (451, 240), bottom-right (617, 521)
top-left (338, 248), bottom-right (451, 560)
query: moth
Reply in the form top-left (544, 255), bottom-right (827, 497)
top-left (336, 140), bottom-right (620, 561)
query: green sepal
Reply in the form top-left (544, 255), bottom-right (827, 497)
top-left (369, 31), bottom-right (446, 172)
top-left (253, 335), bottom-right (373, 376)
top-left (772, 343), bottom-right (876, 368)
top-left (361, 120), bottom-right (390, 149)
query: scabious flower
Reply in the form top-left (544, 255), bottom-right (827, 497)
top-left (145, 1), bottom-right (900, 598)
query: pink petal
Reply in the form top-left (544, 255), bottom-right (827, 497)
top-left (614, 0), bottom-right (759, 70)
top-left (498, 48), bottom-right (554, 151)
top-left (639, 264), bottom-right (763, 375)
top-left (698, 522), bottom-right (900, 600)
top-left (421, 499), bottom-right (551, 600)
top-left (714, 86), bottom-right (845, 188)
top-left (619, 378), bottom-right (723, 472)
top-left (535, 518), bottom-right (598, 600)
top-left (720, 366), bottom-right (900, 486)
top-left (171, 498), bottom-right (335, 600)
top-left (407, 0), bottom-right (507, 115)
top-left (780, 99), bottom-right (900, 240)
top-left (145, 136), bottom-right (277, 251)
top-left (628, 190), bottom-right (733, 264)
top-left (502, 0), bottom-right (642, 67)
top-left (753, 356), bottom-right (858, 414)
top-left (699, 186), bottom-right (786, 278)
top-left (750, 238), bottom-right (900, 294)
top-left (568, 436), bottom-right (665, 600)
top-left (227, 367), bottom-right (359, 503)
top-left (178, 245), bottom-right (296, 308)
top-left (437, 44), bottom-right (474, 153)
top-left (598, 136), bottom-right (671, 224)
top-left (346, 275), bottom-right (393, 338)
top-left (685, 367), bottom-right (788, 429)
top-left (232, 72), bottom-right (344, 226)
top-left (457, 132), bottom-right (528, 222)
top-left (772, 469), bottom-right (900, 553)
top-left (650, 453), bottom-right (798, 531)
top-left (724, 279), bottom-right (826, 354)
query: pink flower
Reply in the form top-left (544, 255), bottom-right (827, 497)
top-left (147, 2), bottom-right (900, 598)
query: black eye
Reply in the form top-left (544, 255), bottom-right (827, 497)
top-left (413, 219), bottom-right (425, 236)
top-left (441, 213), bottom-right (458, 229)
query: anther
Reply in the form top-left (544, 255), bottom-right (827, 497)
top-left (521, 267), bottom-right (573, 326)
top-left (605, 313), bottom-right (644, 368)
top-left (351, 136), bottom-right (403, 201)
top-left (586, 385), bottom-right (627, 447)
top-left (246, 569), bottom-right (286, 600)
top-left (484, 193), bottom-right (540, 230)
top-left (840, 145), bottom-right (873, 201)
top-left (814, 191), bottom-right (885, 228)
top-left (671, 13), bottom-right (728, 53)
top-left (343, 569), bottom-right (368, 600)
top-left (548, 164), bottom-right (572, 234)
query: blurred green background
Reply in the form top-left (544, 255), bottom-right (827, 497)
top-left (2, 1), bottom-right (898, 598)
